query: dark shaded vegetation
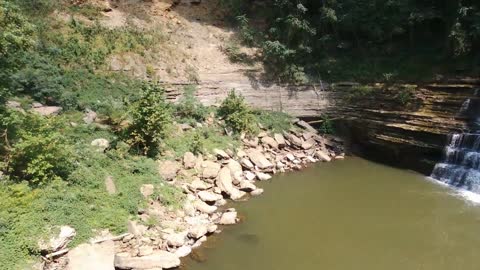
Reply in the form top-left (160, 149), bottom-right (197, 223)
top-left (221, 0), bottom-right (480, 83)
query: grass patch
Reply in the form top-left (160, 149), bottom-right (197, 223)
top-left (163, 126), bottom-right (240, 158)
top-left (254, 110), bottom-right (292, 133)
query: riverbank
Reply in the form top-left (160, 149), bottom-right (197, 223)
top-left (43, 117), bottom-right (344, 270)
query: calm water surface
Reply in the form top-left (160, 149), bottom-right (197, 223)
top-left (184, 157), bottom-right (480, 270)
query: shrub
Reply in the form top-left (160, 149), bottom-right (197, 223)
top-left (319, 115), bottom-right (334, 134)
top-left (5, 113), bottom-right (75, 186)
top-left (10, 53), bottom-right (65, 103)
top-left (163, 126), bottom-right (239, 157)
top-left (174, 85), bottom-right (207, 124)
top-left (127, 83), bottom-right (172, 156)
top-left (395, 85), bottom-right (415, 105)
top-left (0, 1), bottom-right (35, 57)
top-left (345, 85), bottom-right (376, 100)
top-left (217, 90), bottom-right (256, 133)
top-left (222, 42), bottom-right (256, 65)
top-left (236, 15), bottom-right (256, 46)
top-left (152, 183), bottom-right (185, 210)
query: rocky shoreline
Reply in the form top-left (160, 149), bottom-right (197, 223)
top-left (44, 119), bottom-right (344, 270)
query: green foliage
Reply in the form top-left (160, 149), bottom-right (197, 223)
top-left (222, 41), bottom-right (256, 65)
top-left (219, 0), bottom-right (248, 21)
top-left (236, 15), bottom-right (256, 46)
top-left (0, 0), bottom-right (35, 57)
top-left (5, 113), bottom-right (75, 186)
top-left (319, 115), bottom-right (334, 135)
top-left (223, 0), bottom-right (480, 82)
top-left (128, 83), bottom-right (172, 156)
top-left (190, 131), bottom-right (204, 155)
top-left (45, 19), bottom-right (164, 69)
top-left (254, 110), bottom-right (292, 133)
top-left (218, 90), bottom-right (256, 134)
top-left (395, 85), bottom-right (416, 105)
top-left (152, 183), bottom-right (185, 210)
top-left (345, 85), bottom-right (376, 100)
top-left (163, 126), bottom-right (239, 157)
top-left (174, 85), bottom-right (207, 124)
top-left (10, 53), bottom-right (65, 103)
top-left (11, 0), bottom-right (59, 15)
top-left (0, 145), bottom-right (182, 269)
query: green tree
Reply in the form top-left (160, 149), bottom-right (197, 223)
top-left (127, 83), bottom-right (172, 156)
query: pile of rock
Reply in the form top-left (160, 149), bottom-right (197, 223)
top-left (46, 120), bottom-right (343, 270)
top-left (109, 120), bottom-right (343, 269)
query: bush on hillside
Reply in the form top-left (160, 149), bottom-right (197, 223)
top-left (175, 85), bottom-right (207, 124)
top-left (127, 83), bottom-right (172, 156)
top-left (0, 1), bottom-right (35, 58)
top-left (5, 113), bottom-right (75, 186)
top-left (218, 90), bottom-right (256, 134)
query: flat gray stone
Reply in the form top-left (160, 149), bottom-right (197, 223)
top-left (67, 241), bottom-right (114, 270)
top-left (114, 250), bottom-right (180, 269)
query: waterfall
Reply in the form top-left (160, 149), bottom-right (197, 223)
top-left (431, 90), bottom-right (480, 194)
top-left (431, 133), bottom-right (480, 193)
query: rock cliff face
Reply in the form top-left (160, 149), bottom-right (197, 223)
top-left (333, 81), bottom-right (479, 173)
top-left (163, 73), bottom-right (479, 174)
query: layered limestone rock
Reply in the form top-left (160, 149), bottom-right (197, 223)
top-left (164, 76), bottom-right (479, 173)
top-left (333, 81), bottom-right (480, 173)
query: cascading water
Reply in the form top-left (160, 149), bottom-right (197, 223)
top-left (431, 133), bottom-right (480, 193)
top-left (430, 89), bottom-right (480, 194)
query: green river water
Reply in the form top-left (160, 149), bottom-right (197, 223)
top-left (183, 157), bottom-right (480, 270)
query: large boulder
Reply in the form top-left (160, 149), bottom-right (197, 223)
top-left (197, 191), bottom-right (223, 203)
top-left (244, 171), bottom-right (256, 181)
top-left (31, 105), bottom-right (62, 116)
top-left (67, 241), bottom-right (115, 270)
top-left (256, 172), bottom-right (272, 181)
top-left (296, 120), bottom-right (318, 133)
top-left (247, 150), bottom-right (273, 169)
top-left (316, 150), bottom-right (332, 162)
top-left (251, 188), bottom-right (264, 196)
top-left (239, 180), bottom-right (257, 192)
top-left (217, 211), bottom-right (238, 225)
top-left (301, 138), bottom-right (316, 150)
top-left (201, 161), bottom-right (221, 179)
top-left (216, 167), bottom-right (245, 200)
top-left (240, 158), bottom-right (254, 169)
top-left (157, 160), bottom-right (181, 181)
top-left (274, 133), bottom-right (286, 148)
top-left (261, 136), bottom-right (279, 149)
top-left (188, 179), bottom-right (210, 191)
top-left (213, 148), bottom-right (230, 159)
top-left (114, 251), bottom-right (181, 269)
top-left (175, 245), bottom-right (192, 257)
top-left (284, 133), bottom-right (303, 148)
top-left (165, 232), bottom-right (187, 247)
top-left (39, 226), bottom-right (76, 252)
top-left (83, 109), bottom-right (97, 124)
top-left (183, 152), bottom-right (196, 169)
top-left (194, 200), bottom-right (217, 214)
top-left (227, 159), bottom-right (243, 183)
top-left (91, 138), bottom-right (110, 152)
top-left (188, 225), bottom-right (208, 239)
